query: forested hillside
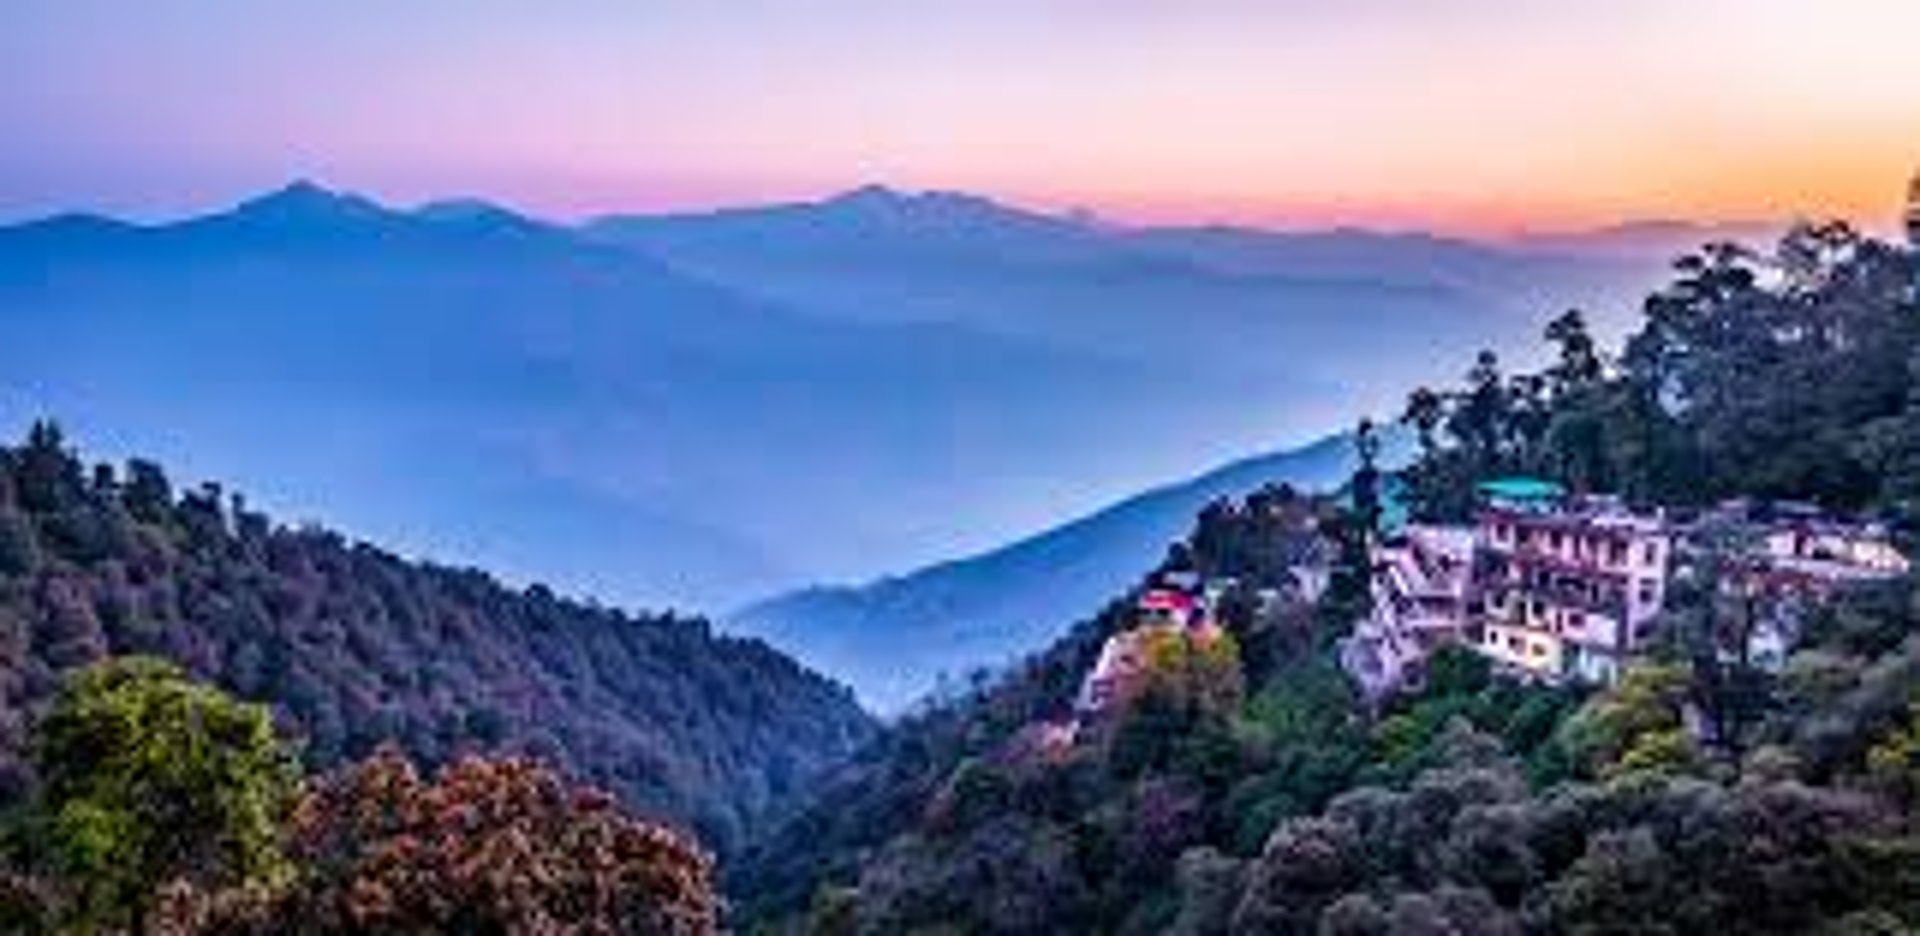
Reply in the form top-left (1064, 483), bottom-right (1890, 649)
top-left (734, 224), bottom-right (1920, 934)
top-left (0, 422), bottom-right (875, 852)
top-left (1398, 221), bottom-right (1920, 521)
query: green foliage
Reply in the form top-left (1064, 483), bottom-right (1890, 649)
top-left (1555, 662), bottom-right (1701, 781)
top-left (4, 662), bottom-right (721, 934)
top-left (1356, 646), bottom-right (1580, 787)
top-left (1402, 224), bottom-right (1920, 520)
top-left (1323, 421), bottom-right (1385, 627)
top-left (0, 506), bottom-right (38, 577)
top-left (0, 423), bottom-right (874, 853)
top-left (1866, 702), bottom-right (1920, 804)
top-left (30, 656), bottom-right (296, 930)
top-left (1224, 663), bottom-right (1369, 851)
top-left (1138, 628), bottom-right (1245, 718)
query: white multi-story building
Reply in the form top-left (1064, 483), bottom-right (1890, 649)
top-left (1474, 491), bottom-right (1670, 685)
top-left (1343, 524), bottom-right (1476, 697)
top-left (1375, 525), bottom-right (1477, 644)
top-left (1354, 481), bottom-right (1912, 693)
top-left (1706, 503), bottom-right (1912, 670)
top-left (1354, 480), bottom-right (1671, 689)
top-left (1763, 517), bottom-right (1909, 578)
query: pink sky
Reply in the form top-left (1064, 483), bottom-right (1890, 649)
top-left (4, 0), bottom-right (1919, 233)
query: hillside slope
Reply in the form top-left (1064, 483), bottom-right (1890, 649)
top-left (733, 223), bottom-right (1920, 936)
top-left (731, 432), bottom-right (1386, 712)
top-left (0, 423), bottom-right (875, 852)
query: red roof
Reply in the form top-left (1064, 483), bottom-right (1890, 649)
top-left (1139, 589), bottom-right (1197, 613)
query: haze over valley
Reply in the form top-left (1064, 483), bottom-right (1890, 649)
top-left (2, 180), bottom-right (1673, 631)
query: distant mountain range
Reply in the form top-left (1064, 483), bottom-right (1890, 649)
top-left (1506, 219), bottom-right (1786, 262)
top-left (2, 181), bottom-right (1697, 620)
top-left (731, 430), bottom-right (1417, 713)
top-left (585, 185), bottom-right (1662, 391)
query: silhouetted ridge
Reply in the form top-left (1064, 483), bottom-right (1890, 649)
top-left (222, 179), bottom-right (392, 225)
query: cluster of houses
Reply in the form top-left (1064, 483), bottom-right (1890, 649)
top-left (1021, 497), bottom-right (1334, 757)
top-left (1022, 577), bottom-right (1240, 758)
top-left (1077, 573), bottom-right (1229, 713)
top-left (1344, 478), bottom-right (1912, 696)
top-left (1018, 476), bottom-right (1910, 763)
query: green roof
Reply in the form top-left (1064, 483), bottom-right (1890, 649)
top-left (1477, 477), bottom-right (1566, 502)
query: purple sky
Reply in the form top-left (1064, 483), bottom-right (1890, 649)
top-left (6, 0), bottom-right (1920, 232)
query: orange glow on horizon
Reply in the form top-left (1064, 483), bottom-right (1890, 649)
top-left (7, 0), bottom-right (1920, 237)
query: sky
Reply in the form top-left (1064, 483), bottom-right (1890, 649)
top-left (4, 0), bottom-right (1920, 234)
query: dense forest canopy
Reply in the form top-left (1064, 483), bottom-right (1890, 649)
top-left (0, 422), bottom-right (876, 853)
top-left (734, 225), bottom-right (1920, 934)
top-left (1400, 222), bottom-right (1920, 522)
top-left (0, 656), bottom-right (720, 933)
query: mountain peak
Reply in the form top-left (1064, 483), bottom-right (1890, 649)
top-left (826, 184), bottom-right (1003, 212)
top-left (228, 179), bottom-right (391, 226)
top-left (818, 185), bottom-right (1079, 236)
top-left (274, 178), bottom-right (333, 199)
top-left (414, 197), bottom-right (543, 233)
top-left (827, 183), bottom-right (907, 207)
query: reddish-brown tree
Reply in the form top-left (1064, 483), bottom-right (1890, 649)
top-left (166, 749), bottom-right (718, 935)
